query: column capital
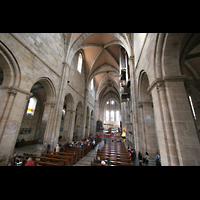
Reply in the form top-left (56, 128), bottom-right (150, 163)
top-left (157, 83), bottom-right (165, 92)
top-left (147, 76), bottom-right (190, 93)
top-left (147, 78), bottom-right (164, 93)
top-left (8, 89), bottom-right (17, 96)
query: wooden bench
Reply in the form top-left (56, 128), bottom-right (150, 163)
top-left (92, 158), bottom-right (132, 166)
top-left (65, 148), bottom-right (83, 159)
top-left (89, 139), bottom-right (132, 166)
top-left (22, 157), bottom-right (62, 166)
top-left (109, 162), bottom-right (133, 166)
top-left (34, 160), bottom-right (62, 166)
top-left (41, 152), bottom-right (74, 166)
top-left (33, 155), bottom-right (68, 166)
top-left (15, 140), bottom-right (37, 148)
top-left (100, 151), bottom-right (129, 155)
top-left (97, 156), bottom-right (131, 163)
top-left (47, 151), bottom-right (73, 166)
top-left (53, 149), bottom-right (78, 164)
top-left (90, 161), bottom-right (109, 166)
top-left (98, 153), bottom-right (129, 159)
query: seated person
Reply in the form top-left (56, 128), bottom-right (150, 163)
top-left (94, 157), bottom-right (101, 163)
top-left (25, 158), bottom-right (35, 166)
top-left (21, 138), bottom-right (25, 142)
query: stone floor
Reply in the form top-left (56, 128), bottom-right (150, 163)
top-left (74, 148), bottom-right (97, 166)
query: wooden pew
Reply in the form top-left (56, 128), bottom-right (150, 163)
top-left (90, 161), bottom-right (109, 166)
top-left (92, 158), bottom-right (132, 166)
top-left (41, 152), bottom-right (74, 166)
top-left (22, 157), bottom-right (62, 166)
top-left (100, 151), bottom-right (129, 155)
top-left (34, 160), bottom-right (62, 166)
top-left (97, 156), bottom-right (131, 163)
top-left (98, 153), bottom-right (130, 159)
top-left (47, 151), bottom-right (73, 166)
top-left (65, 147), bottom-right (83, 158)
top-left (15, 139), bottom-right (37, 148)
top-left (53, 149), bottom-right (78, 164)
top-left (33, 155), bottom-right (68, 166)
top-left (109, 161), bottom-right (133, 166)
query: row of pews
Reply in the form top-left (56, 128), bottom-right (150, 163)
top-left (21, 137), bottom-right (101, 166)
top-left (91, 138), bottom-right (132, 166)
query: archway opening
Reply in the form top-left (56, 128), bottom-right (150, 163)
top-left (16, 82), bottom-right (46, 148)
top-left (73, 101), bottom-right (83, 141)
top-left (138, 71), bottom-right (159, 165)
top-left (59, 94), bottom-right (74, 142)
top-left (103, 98), bottom-right (121, 131)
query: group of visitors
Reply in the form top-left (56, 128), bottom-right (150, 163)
top-left (7, 152), bottom-right (35, 166)
top-left (127, 145), bottom-right (161, 166)
top-left (47, 136), bottom-right (98, 153)
top-left (8, 135), bottom-right (100, 166)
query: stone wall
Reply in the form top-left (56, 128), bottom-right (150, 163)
top-left (0, 33), bottom-right (96, 165)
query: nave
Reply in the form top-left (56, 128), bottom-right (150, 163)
top-left (12, 136), bottom-right (134, 166)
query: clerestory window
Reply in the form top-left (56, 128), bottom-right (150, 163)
top-left (77, 53), bottom-right (82, 73)
top-left (27, 97), bottom-right (37, 115)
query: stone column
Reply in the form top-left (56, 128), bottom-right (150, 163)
top-left (81, 88), bottom-right (88, 139)
top-left (51, 62), bottom-right (68, 147)
top-left (66, 110), bottom-right (76, 142)
top-left (157, 83), bottom-right (179, 165)
top-left (0, 87), bottom-right (32, 165)
top-left (164, 78), bottom-right (200, 165)
top-left (129, 55), bottom-right (139, 150)
top-left (194, 101), bottom-right (200, 141)
top-left (38, 102), bottom-right (56, 152)
top-left (62, 110), bottom-right (71, 141)
top-left (150, 85), bottom-right (171, 166)
top-left (138, 102), bottom-right (146, 153)
top-left (86, 116), bottom-right (91, 138)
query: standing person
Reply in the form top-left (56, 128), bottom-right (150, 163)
top-left (56, 144), bottom-right (60, 152)
top-left (8, 152), bottom-right (17, 166)
top-left (104, 137), bottom-right (107, 145)
top-left (96, 142), bottom-right (101, 155)
top-left (155, 152), bottom-right (161, 166)
top-left (92, 139), bottom-right (95, 149)
top-left (46, 143), bottom-right (51, 153)
top-left (144, 152), bottom-right (149, 166)
top-left (130, 149), bottom-right (136, 166)
top-left (138, 151), bottom-right (143, 166)
top-left (59, 144), bottom-right (65, 152)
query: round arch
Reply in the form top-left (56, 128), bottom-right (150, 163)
top-left (0, 41), bottom-right (21, 87)
top-left (32, 77), bottom-right (56, 104)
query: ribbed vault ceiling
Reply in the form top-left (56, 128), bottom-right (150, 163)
top-left (65, 33), bottom-right (131, 105)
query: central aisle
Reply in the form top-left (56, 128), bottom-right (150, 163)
top-left (73, 148), bottom-right (97, 166)
top-left (74, 140), bottom-right (104, 166)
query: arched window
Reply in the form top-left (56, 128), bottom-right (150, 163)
top-left (106, 110), bottom-right (109, 121)
top-left (111, 110), bottom-right (114, 121)
top-left (77, 53), bottom-right (82, 73)
top-left (189, 96), bottom-right (196, 120)
top-left (116, 110), bottom-right (120, 121)
top-left (27, 97), bottom-right (37, 115)
top-left (91, 78), bottom-right (94, 90)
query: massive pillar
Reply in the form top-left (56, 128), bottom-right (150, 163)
top-left (0, 87), bottom-right (32, 165)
